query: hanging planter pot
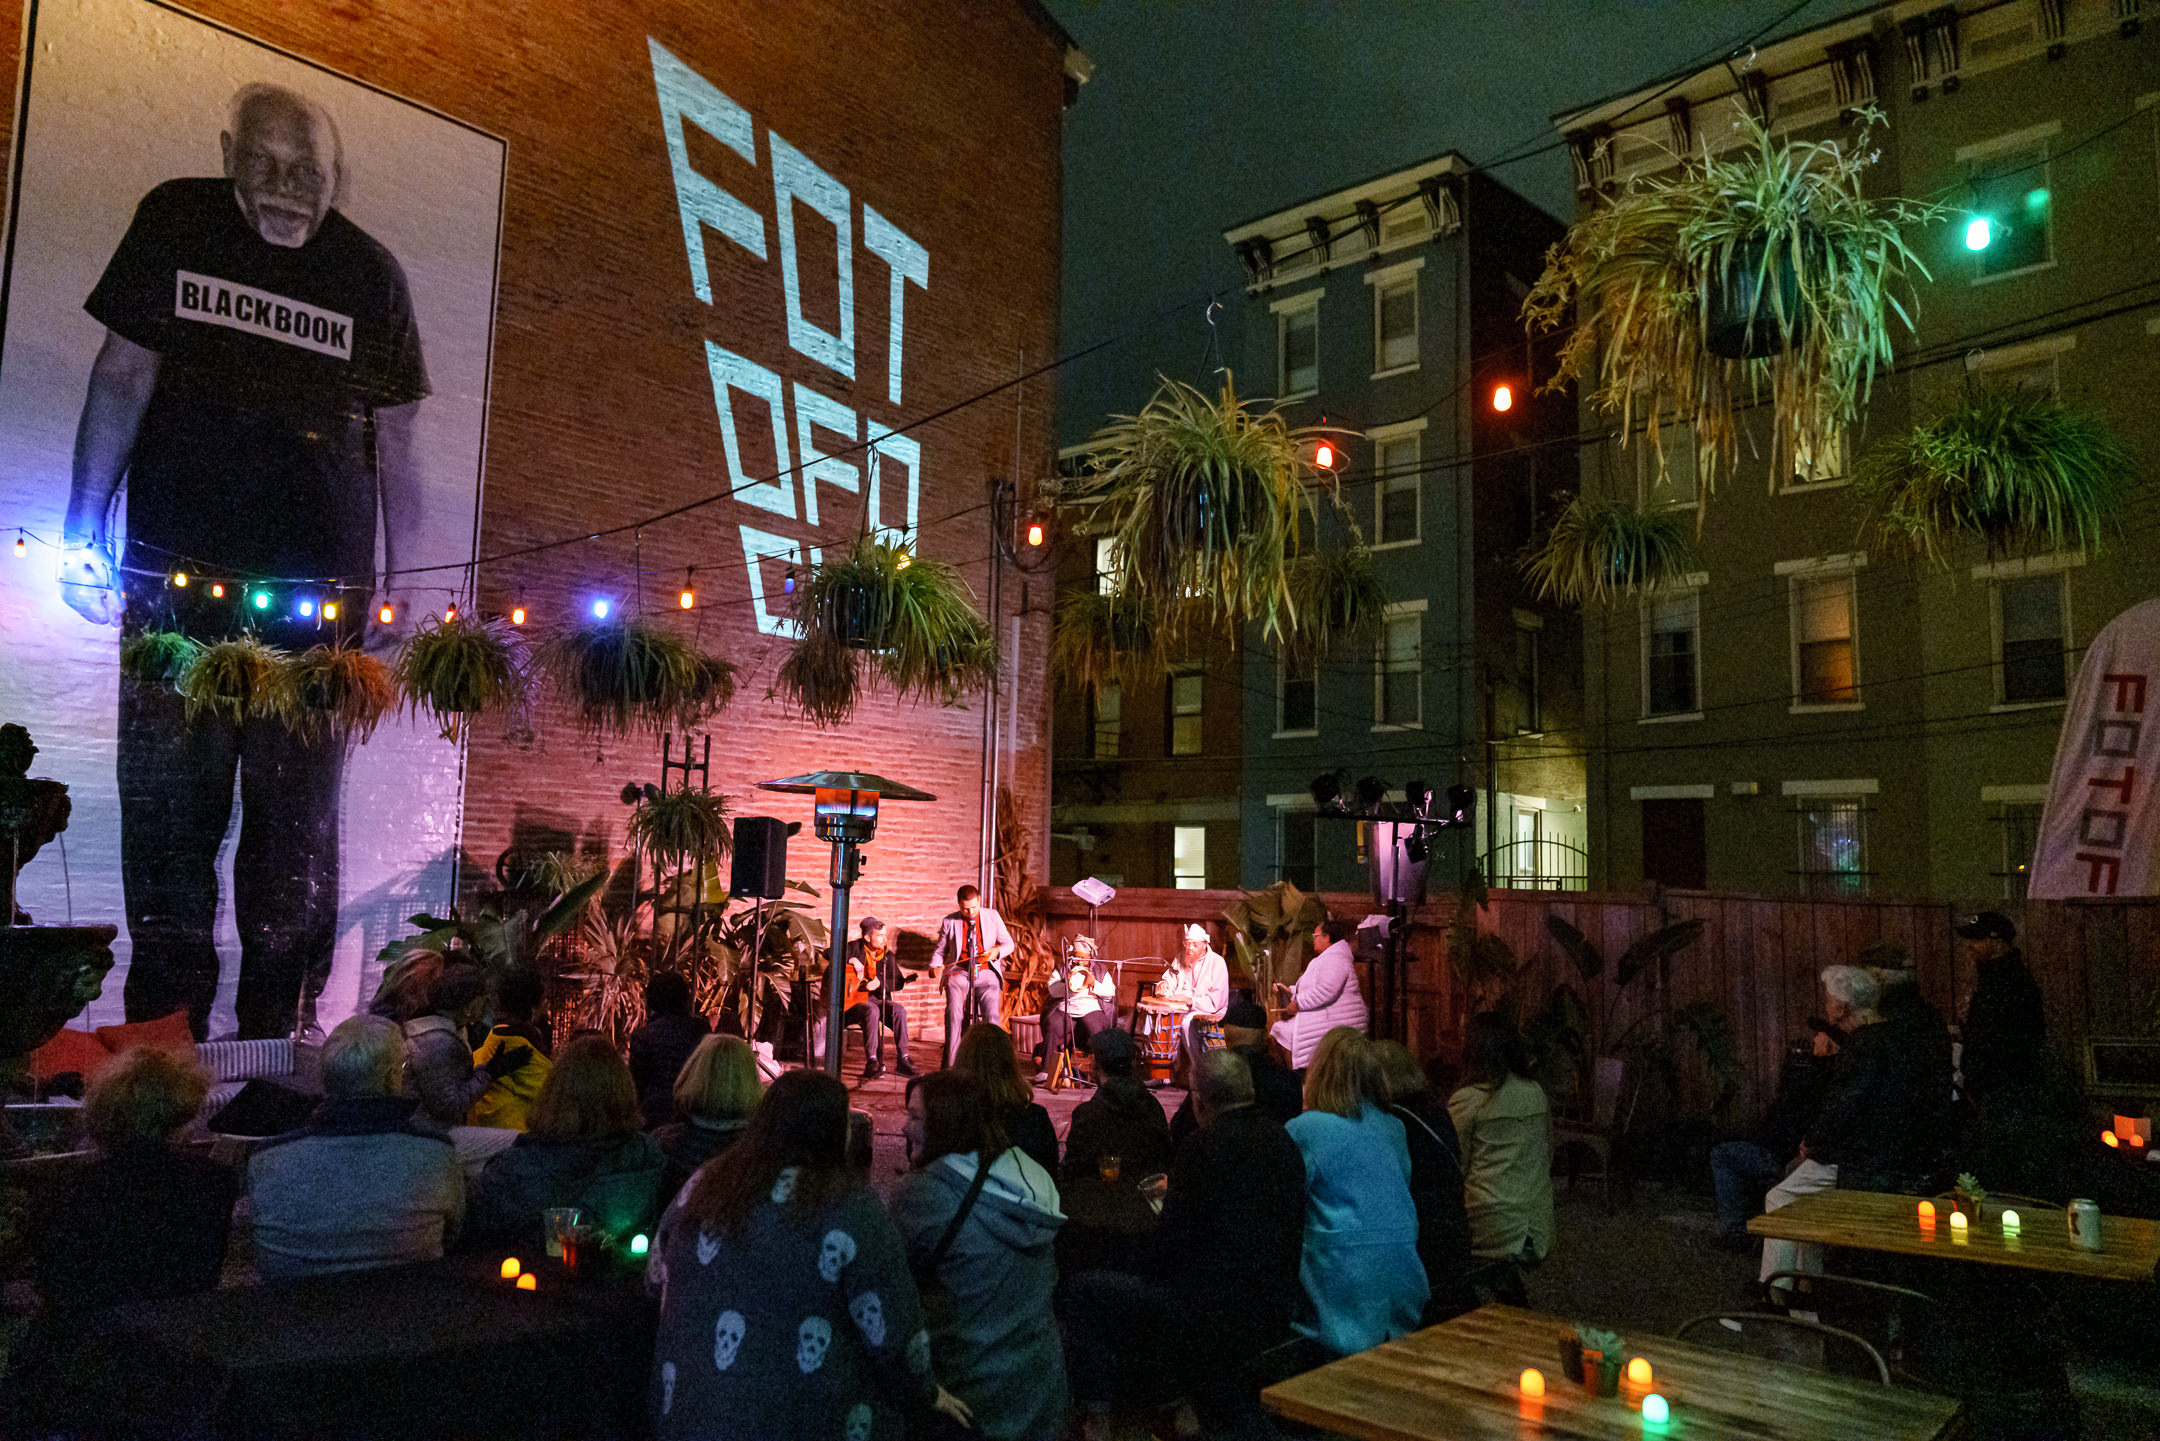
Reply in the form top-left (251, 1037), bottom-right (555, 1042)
top-left (1521, 496), bottom-right (1702, 606)
top-left (781, 534), bottom-right (994, 727)
top-left (176, 636), bottom-right (294, 725)
top-left (1049, 590), bottom-right (1169, 695)
top-left (1854, 388), bottom-right (2137, 562)
top-left (1703, 231), bottom-right (1807, 360)
top-left (118, 629), bottom-right (202, 691)
top-left (628, 785), bottom-right (733, 869)
top-left (1284, 540), bottom-right (1391, 661)
top-left (394, 613), bottom-right (530, 742)
top-left (283, 643), bottom-right (397, 745)
top-left (537, 615), bottom-right (738, 737)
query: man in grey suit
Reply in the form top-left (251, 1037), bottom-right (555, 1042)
top-left (930, 883), bottom-right (1013, 1067)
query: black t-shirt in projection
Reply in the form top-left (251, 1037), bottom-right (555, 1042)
top-left (86, 177), bottom-right (430, 608)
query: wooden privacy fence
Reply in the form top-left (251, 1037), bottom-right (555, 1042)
top-left (1038, 885), bottom-right (2160, 1127)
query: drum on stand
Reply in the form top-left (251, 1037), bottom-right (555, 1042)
top-left (1134, 997), bottom-right (1181, 1084)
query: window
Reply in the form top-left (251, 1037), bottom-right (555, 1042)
top-left (1791, 428), bottom-right (1848, 489)
top-left (1277, 809), bottom-right (1317, 890)
top-left (1641, 798), bottom-right (1707, 889)
top-left (1374, 434), bottom-right (1420, 545)
top-left (1090, 683), bottom-right (1122, 759)
top-left (1791, 571), bottom-right (1858, 706)
top-left (1171, 826), bottom-right (1207, 889)
top-left (1997, 573), bottom-right (2067, 703)
top-left (1169, 669), bottom-right (1203, 755)
top-left (1635, 421), bottom-right (1698, 509)
top-left (1093, 537), bottom-right (1122, 596)
top-left (1515, 618), bottom-right (1543, 733)
top-left (1278, 655), bottom-right (1317, 735)
top-left (1376, 610), bottom-right (1421, 728)
top-left (1277, 301), bottom-right (1319, 397)
top-left (1967, 138), bottom-right (2054, 279)
top-left (1645, 589), bottom-right (1701, 716)
top-left (1374, 275), bottom-right (1418, 372)
top-left (1995, 801), bottom-right (2044, 901)
top-left (1796, 798), bottom-right (1870, 896)
top-left (1969, 337), bottom-right (2070, 398)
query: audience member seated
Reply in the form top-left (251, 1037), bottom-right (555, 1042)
top-left (1170, 998), bottom-right (1301, 1146)
top-left (249, 1015), bottom-right (464, 1278)
top-left (402, 961), bottom-right (533, 1138)
top-left (1271, 914), bottom-right (1369, 1071)
top-left (1709, 1024), bottom-right (1836, 1247)
top-left (952, 1021), bottom-right (1058, 1178)
top-left (647, 1070), bottom-right (973, 1440)
top-left (469, 1033), bottom-right (664, 1247)
top-left (1286, 1028), bottom-right (1426, 1355)
top-left (892, 1071), bottom-right (1068, 1441)
top-left (1064, 1050), bottom-right (1305, 1441)
top-left (32, 1049), bottom-right (235, 1314)
top-left (628, 971), bottom-right (710, 1129)
top-left (1448, 1011), bottom-right (1554, 1306)
top-left (1060, 1028), bottom-right (1173, 1185)
top-left (469, 966), bottom-right (553, 1130)
top-left (653, 1033), bottom-right (765, 1204)
top-left (1373, 1039), bottom-right (1475, 1324)
top-left (1036, 935), bottom-right (1116, 1082)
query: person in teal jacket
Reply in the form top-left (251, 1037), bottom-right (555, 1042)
top-left (1284, 1027), bottom-right (1427, 1356)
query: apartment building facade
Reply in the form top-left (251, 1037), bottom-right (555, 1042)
top-left (1556, 0), bottom-right (2160, 900)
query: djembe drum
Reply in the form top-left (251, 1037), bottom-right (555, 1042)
top-left (1133, 996), bottom-right (1182, 1084)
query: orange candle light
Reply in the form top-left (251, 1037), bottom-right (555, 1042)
top-left (1917, 1199), bottom-right (1936, 1219)
top-left (500, 1257), bottom-right (521, 1280)
top-left (2104, 1130), bottom-right (2122, 1149)
top-left (516, 1272), bottom-right (537, 1291)
top-left (1627, 1357), bottom-right (1653, 1386)
top-left (1520, 1368), bottom-right (1545, 1398)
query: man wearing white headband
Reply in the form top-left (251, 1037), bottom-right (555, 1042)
top-left (1162, 922), bottom-right (1229, 1085)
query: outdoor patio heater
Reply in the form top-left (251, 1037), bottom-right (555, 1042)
top-left (756, 770), bottom-right (935, 1078)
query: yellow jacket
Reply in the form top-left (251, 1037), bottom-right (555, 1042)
top-left (468, 1025), bottom-right (552, 1130)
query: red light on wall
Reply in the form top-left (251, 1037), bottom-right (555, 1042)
top-left (1492, 384), bottom-right (1514, 412)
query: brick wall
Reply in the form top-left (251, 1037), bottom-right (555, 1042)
top-left (0, 1), bottom-right (1067, 961)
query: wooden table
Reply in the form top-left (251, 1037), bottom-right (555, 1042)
top-left (1260, 1304), bottom-right (1959, 1441)
top-left (1750, 1189), bottom-right (2160, 1283)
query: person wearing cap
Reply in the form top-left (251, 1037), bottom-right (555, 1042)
top-left (1037, 935), bottom-right (1117, 1083)
top-left (1162, 923), bottom-right (1230, 1083)
top-left (1060, 1027), bottom-right (1174, 1186)
top-left (839, 916), bottom-right (916, 1081)
top-left (1170, 998), bottom-right (1302, 1146)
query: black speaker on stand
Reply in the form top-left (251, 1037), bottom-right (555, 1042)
top-left (730, 816), bottom-right (790, 1048)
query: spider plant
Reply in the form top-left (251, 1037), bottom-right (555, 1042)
top-left (1048, 590), bottom-right (1168, 695)
top-left (1522, 496), bottom-right (1701, 606)
top-left (1064, 373), bottom-right (1330, 642)
top-left (283, 643), bottom-right (397, 745)
top-left (118, 629), bottom-right (202, 690)
top-left (780, 533), bottom-right (995, 726)
top-left (1853, 387), bottom-right (2138, 562)
top-left (394, 613), bottom-right (529, 742)
top-left (629, 785), bottom-right (733, 869)
top-left (537, 615), bottom-right (736, 736)
top-left (1523, 110), bottom-right (1945, 499)
top-left (176, 636), bottom-right (294, 725)
top-left (1284, 540), bottom-right (1391, 660)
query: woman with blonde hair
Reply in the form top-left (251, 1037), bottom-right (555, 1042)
top-left (470, 1033), bottom-right (664, 1247)
top-left (1284, 1027), bottom-right (1426, 1355)
top-left (949, 1021), bottom-right (1058, 1178)
top-left (652, 1033), bottom-right (765, 1202)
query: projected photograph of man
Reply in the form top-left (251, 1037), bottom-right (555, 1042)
top-left (59, 81), bottom-right (429, 1042)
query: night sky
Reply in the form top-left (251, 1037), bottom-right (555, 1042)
top-left (1044, 0), bottom-right (1872, 447)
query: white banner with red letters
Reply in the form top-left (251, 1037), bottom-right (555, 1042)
top-left (2030, 598), bottom-right (2160, 898)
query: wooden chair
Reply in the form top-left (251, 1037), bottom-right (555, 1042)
top-left (1550, 1055), bottom-right (1632, 1210)
top-left (1672, 1311), bottom-right (1891, 1385)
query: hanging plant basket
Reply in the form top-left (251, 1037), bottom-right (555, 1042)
top-left (394, 613), bottom-right (530, 742)
top-left (118, 629), bottom-right (202, 690)
top-left (1522, 496), bottom-right (1702, 606)
top-left (1853, 387), bottom-right (2138, 562)
top-left (176, 636), bottom-right (294, 725)
top-left (1523, 111), bottom-right (1945, 499)
top-left (538, 615), bottom-right (738, 737)
top-left (284, 643), bottom-right (397, 745)
top-left (780, 534), bottom-right (994, 727)
top-left (1284, 540), bottom-right (1391, 660)
top-left (1049, 590), bottom-right (1170, 695)
top-left (629, 786), bottom-right (733, 869)
top-left (1060, 373), bottom-right (1331, 643)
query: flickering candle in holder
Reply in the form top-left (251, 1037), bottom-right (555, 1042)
top-left (1626, 1357), bottom-right (1652, 1386)
top-left (1520, 1368), bottom-right (1546, 1398)
top-left (2002, 1209), bottom-right (2021, 1234)
top-left (516, 1273), bottom-right (537, 1291)
top-left (1643, 1393), bottom-right (1670, 1426)
top-left (1949, 1210), bottom-right (1968, 1232)
top-left (630, 1233), bottom-right (650, 1256)
top-left (500, 1257), bottom-right (521, 1280)
top-left (1917, 1199), bottom-right (1936, 1220)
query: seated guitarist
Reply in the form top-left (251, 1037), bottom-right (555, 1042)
top-left (837, 916), bottom-right (916, 1081)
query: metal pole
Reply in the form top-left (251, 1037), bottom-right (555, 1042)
top-left (824, 840), bottom-right (856, 1077)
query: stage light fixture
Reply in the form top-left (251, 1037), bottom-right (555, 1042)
top-left (591, 598), bottom-right (612, 619)
top-left (1355, 775), bottom-right (1391, 811)
top-left (172, 571), bottom-right (188, 588)
top-left (1309, 770), bottom-right (1345, 813)
top-left (1444, 785), bottom-right (1475, 826)
top-left (1407, 780), bottom-right (1433, 817)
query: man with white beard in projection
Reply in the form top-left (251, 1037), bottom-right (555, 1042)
top-left (60, 82), bottom-right (430, 1041)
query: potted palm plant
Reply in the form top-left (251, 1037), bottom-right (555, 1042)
top-left (1064, 373), bottom-right (1332, 642)
top-left (1522, 496), bottom-right (1702, 606)
top-left (1853, 387), bottom-right (2137, 562)
top-left (537, 614), bottom-right (737, 736)
top-left (394, 612), bottom-right (530, 741)
top-left (1523, 111), bottom-right (1943, 500)
top-left (778, 533), bottom-right (995, 727)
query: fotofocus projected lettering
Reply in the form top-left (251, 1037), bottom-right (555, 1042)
top-left (648, 39), bottom-right (929, 637)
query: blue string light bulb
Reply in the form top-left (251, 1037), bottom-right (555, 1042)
top-left (591, 598), bottom-right (611, 620)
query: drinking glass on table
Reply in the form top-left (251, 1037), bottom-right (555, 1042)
top-left (1098, 1155), bottom-right (1122, 1183)
top-left (543, 1207), bottom-right (583, 1260)
top-left (562, 1221), bottom-right (604, 1275)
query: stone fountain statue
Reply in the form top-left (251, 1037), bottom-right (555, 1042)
top-left (1, 723), bottom-right (117, 1152)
